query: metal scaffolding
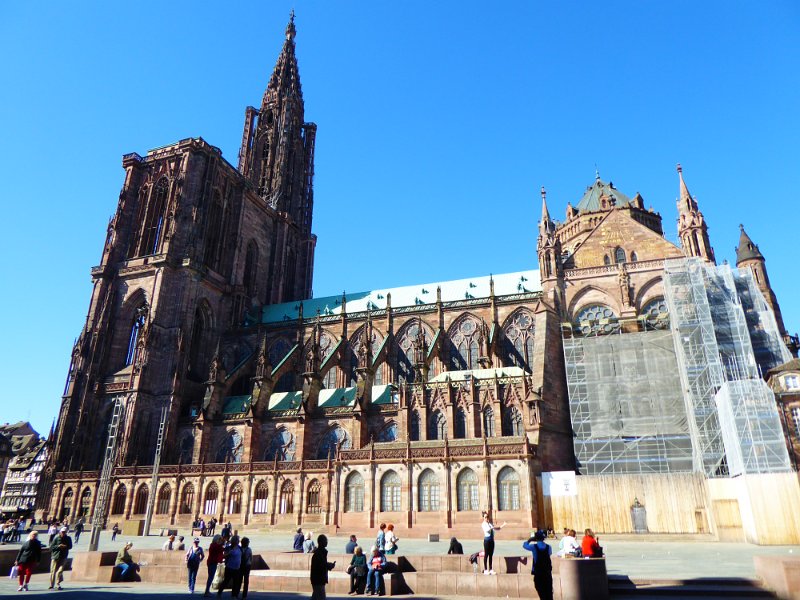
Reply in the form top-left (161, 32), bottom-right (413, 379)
top-left (563, 257), bottom-right (792, 477)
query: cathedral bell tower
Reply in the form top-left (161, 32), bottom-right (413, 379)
top-left (676, 164), bottom-right (715, 263)
top-left (238, 11), bottom-right (317, 303)
top-left (536, 187), bottom-right (564, 310)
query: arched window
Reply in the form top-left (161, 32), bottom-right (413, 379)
top-left (502, 406), bottom-right (524, 437)
top-left (429, 410), bottom-right (447, 440)
top-left (603, 254), bottom-right (611, 266)
top-left (614, 247), bottom-right (626, 264)
top-left (349, 327), bottom-right (384, 386)
top-left (60, 488), bottom-right (74, 519)
top-left (257, 135), bottom-right (270, 195)
top-left (454, 408), bottom-right (467, 439)
top-left (396, 320), bottom-right (432, 384)
top-left (133, 485), bottom-right (149, 514)
top-left (125, 308), bottom-right (147, 366)
top-left (203, 192), bottom-right (224, 270)
top-left (111, 485), bottom-right (127, 515)
top-left (264, 429), bottom-right (296, 461)
top-left (630, 251), bottom-right (638, 263)
top-left (253, 481), bottom-right (269, 514)
top-left (418, 469), bottom-right (440, 512)
top-left (322, 367), bottom-right (337, 390)
top-left (381, 470), bottom-right (401, 512)
top-left (306, 480), bottom-right (322, 514)
top-left (317, 426), bottom-right (352, 460)
top-left (497, 467), bottom-right (520, 511)
top-left (179, 433), bottom-right (194, 465)
top-left (376, 423), bottom-right (398, 443)
top-left (79, 487), bottom-right (92, 517)
top-left (344, 472), bottom-right (364, 512)
top-left (483, 406), bottom-right (496, 437)
top-left (279, 480), bottom-right (294, 514)
top-left (456, 468), bottom-right (479, 511)
top-left (227, 482), bottom-right (243, 514)
top-left (449, 315), bottom-right (482, 370)
top-left (642, 297), bottom-right (670, 330)
top-left (502, 310), bottom-right (536, 370)
top-left (409, 411), bottom-right (421, 442)
top-left (155, 485), bottom-right (171, 515)
top-left (243, 241), bottom-right (259, 299)
top-left (179, 484), bottom-right (194, 514)
top-left (216, 430), bottom-right (244, 464)
top-left (141, 178), bottom-right (168, 256)
top-left (203, 483), bottom-right (218, 515)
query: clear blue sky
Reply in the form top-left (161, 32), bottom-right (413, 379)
top-left (1, 1), bottom-right (799, 436)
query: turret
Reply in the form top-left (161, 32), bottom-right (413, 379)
top-left (736, 224), bottom-right (788, 337)
top-left (676, 164), bottom-right (715, 263)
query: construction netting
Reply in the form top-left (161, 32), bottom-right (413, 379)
top-left (564, 257), bottom-right (792, 477)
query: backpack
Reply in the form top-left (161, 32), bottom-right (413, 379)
top-left (187, 548), bottom-right (202, 568)
top-left (533, 543), bottom-right (551, 575)
top-left (468, 552), bottom-right (480, 565)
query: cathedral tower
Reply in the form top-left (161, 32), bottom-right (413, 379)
top-left (238, 11), bottom-right (317, 303)
top-left (736, 225), bottom-right (787, 336)
top-left (676, 164), bottom-right (715, 263)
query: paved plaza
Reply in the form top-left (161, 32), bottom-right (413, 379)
top-left (1, 529), bottom-right (797, 597)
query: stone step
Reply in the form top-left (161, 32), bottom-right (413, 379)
top-left (608, 575), bottom-right (775, 598)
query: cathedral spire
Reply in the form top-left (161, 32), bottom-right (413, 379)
top-left (675, 164), bottom-right (715, 264)
top-left (539, 186), bottom-right (553, 237)
top-left (735, 224), bottom-right (787, 336)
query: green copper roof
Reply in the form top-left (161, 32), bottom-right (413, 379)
top-left (318, 386), bottom-right (357, 408)
top-left (371, 384), bottom-right (399, 405)
top-left (261, 269), bottom-right (540, 324)
top-left (268, 390), bottom-right (303, 411)
top-left (576, 177), bottom-right (631, 213)
top-left (222, 395), bottom-right (252, 415)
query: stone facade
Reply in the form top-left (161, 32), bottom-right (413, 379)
top-left (44, 15), bottom-right (797, 538)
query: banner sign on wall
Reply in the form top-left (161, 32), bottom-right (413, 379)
top-left (542, 471), bottom-right (578, 497)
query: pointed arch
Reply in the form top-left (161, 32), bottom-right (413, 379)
top-left (568, 285), bottom-right (621, 323)
top-left (268, 337), bottom-right (295, 392)
top-left (204, 189), bottom-right (225, 270)
top-left (409, 410), bottom-right (421, 441)
top-left (395, 319), bottom-right (435, 384)
top-left (380, 470), bottom-right (401, 512)
top-left (447, 313), bottom-right (483, 370)
top-left (133, 484), bottom-right (149, 514)
top-left (376, 422), bottom-right (398, 443)
top-left (141, 177), bottom-right (169, 256)
top-left (188, 300), bottom-right (214, 380)
top-left (179, 483), bottom-right (195, 514)
top-left (227, 481), bottom-right (243, 514)
top-left (497, 467), bottom-right (520, 511)
top-left (111, 485), bottom-right (127, 515)
top-left (502, 405), bottom-right (524, 436)
top-left (60, 488), bottom-right (74, 519)
top-left (429, 410), bottom-right (447, 440)
top-left (501, 308), bottom-right (536, 370)
top-left (307, 479), bottom-right (323, 513)
top-left (79, 487), bottom-right (92, 517)
top-left (454, 408), bottom-right (467, 439)
top-left (344, 472), bottom-right (364, 512)
top-left (264, 427), bottom-right (296, 461)
top-left (348, 324), bottom-right (385, 386)
top-left (418, 469), bottom-right (440, 512)
top-left (203, 482), bottom-right (219, 515)
top-left (279, 479), bottom-right (294, 514)
top-left (456, 468), bottom-right (479, 511)
top-left (156, 483), bottom-right (171, 514)
top-left (316, 425), bottom-right (352, 460)
top-left (243, 240), bottom-right (260, 300)
top-left (253, 480), bottom-right (269, 514)
top-left (483, 405), bottom-right (496, 437)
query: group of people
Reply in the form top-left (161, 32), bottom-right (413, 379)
top-left (1, 518), bottom-right (27, 543)
top-left (191, 517), bottom-right (223, 537)
top-left (45, 518), bottom-right (84, 544)
top-left (11, 525), bottom-right (72, 592)
top-left (196, 531), bottom-right (253, 597)
top-left (556, 527), bottom-right (602, 558)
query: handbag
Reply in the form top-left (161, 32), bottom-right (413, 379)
top-left (211, 563), bottom-right (225, 591)
top-left (9, 565), bottom-right (19, 579)
top-left (355, 564), bottom-right (367, 577)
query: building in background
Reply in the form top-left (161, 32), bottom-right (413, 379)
top-left (44, 14), bottom-right (800, 543)
top-left (0, 423), bottom-right (48, 517)
top-left (767, 359), bottom-right (800, 471)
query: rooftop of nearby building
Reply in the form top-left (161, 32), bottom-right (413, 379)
top-left (575, 175), bottom-right (632, 212)
top-left (261, 269), bottom-right (541, 324)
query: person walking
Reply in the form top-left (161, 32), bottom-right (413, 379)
top-left (47, 522), bottom-right (57, 545)
top-left (347, 545), bottom-right (367, 595)
top-left (74, 519), bottom-right (84, 543)
top-left (217, 534), bottom-right (242, 598)
top-left (14, 531), bottom-right (42, 591)
top-left (239, 537), bottom-right (253, 599)
top-left (204, 534), bottom-right (224, 597)
top-left (481, 512), bottom-right (506, 575)
top-left (384, 524), bottom-right (398, 555)
top-left (374, 523), bottom-right (387, 554)
top-left (523, 531), bottom-right (553, 600)
top-left (293, 527), bottom-right (304, 551)
top-left (310, 534), bottom-right (336, 600)
top-left (186, 537), bottom-right (205, 594)
top-left (111, 522), bottom-right (120, 542)
top-left (48, 526), bottom-right (72, 590)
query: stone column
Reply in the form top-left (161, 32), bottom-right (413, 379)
top-left (123, 481), bottom-right (135, 519)
top-left (243, 474), bottom-right (254, 526)
top-left (168, 476), bottom-right (180, 525)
